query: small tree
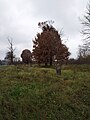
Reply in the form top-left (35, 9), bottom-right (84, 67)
top-left (5, 37), bottom-right (15, 64)
top-left (21, 49), bottom-right (32, 65)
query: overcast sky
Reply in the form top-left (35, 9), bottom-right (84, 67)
top-left (0, 0), bottom-right (89, 60)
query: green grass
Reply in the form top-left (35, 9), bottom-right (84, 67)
top-left (0, 65), bottom-right (90, 120)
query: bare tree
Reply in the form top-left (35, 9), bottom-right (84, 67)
top-left (78, 45), bottom-right (87, 58)
top-left (5, 37), bottom-right (15, 64)
top-left (81, 1), bottom-right (90, 53)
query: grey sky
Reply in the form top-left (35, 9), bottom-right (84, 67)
top-left (0, 0), bottom-right (89, 59)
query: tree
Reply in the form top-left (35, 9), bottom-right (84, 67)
top-left (5, 37), bottom-right (15, 64)
top-left (21, 49), bottom-right (32, 64)
top-left (77, 45), bottom-right (90, 64)
top-left (33, 21), bottom-right (70, 66)
top-left (81, 1), bottom-right (90, 54)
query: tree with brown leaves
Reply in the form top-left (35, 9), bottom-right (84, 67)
top-left (21, 49), bottom-right (32, 64)
top-left (33, 21), bottom-right (70, 66)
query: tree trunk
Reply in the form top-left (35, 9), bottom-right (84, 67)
top-left (10, 52), bottom-right (13, 65)
top-left (45, 62), bottom-right (47, 67)
top-left (56, 66), bottom-right (61, 75)
top-left (50, 57), bottom-right (52, 66)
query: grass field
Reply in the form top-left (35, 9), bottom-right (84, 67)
top-left (0, 65), bottom-right (90, 120)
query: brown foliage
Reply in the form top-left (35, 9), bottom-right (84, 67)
top-left (33, 21), bottom-right (70, 66)
top-left (21, 49), bottom-right (32, 64)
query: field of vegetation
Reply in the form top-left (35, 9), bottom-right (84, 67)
top-left (0, 64), bottom-right (90, 120)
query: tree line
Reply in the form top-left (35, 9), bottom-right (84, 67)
top-left (2, 21), bottom-right (70, 67)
